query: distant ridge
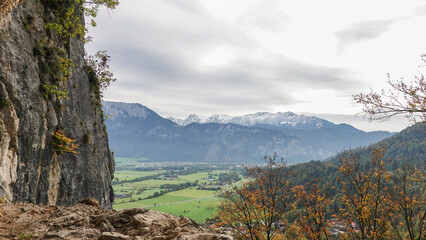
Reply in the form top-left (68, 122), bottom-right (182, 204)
top-left (103, 101), bottom-right (394, 163)
top-left (167, 110), bottom-right (394, 153)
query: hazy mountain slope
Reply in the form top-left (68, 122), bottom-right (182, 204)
top-left (171, 112), bottom-right (394, 155)
top-left (255, 123), bottom-right (392, 154)
top-left (103, 101), bottom-right (330, 163)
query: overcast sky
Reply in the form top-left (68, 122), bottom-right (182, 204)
top-left (86, 0), bottom-right (426, 132)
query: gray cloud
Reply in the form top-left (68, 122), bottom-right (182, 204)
top-left (336, 19), bottom-right (395, 52)
top-left (414, 4), bottom-right (426, 16)
top-left (109, 46), bottom-right (190, 82)
top-left (88, 0), bottom-right (364, 119)
top-left (238, 1), bottom-right (289, 33)
top-left (164, 0), bottom-right (205, 13)
top-left (100, 45), bottom-right (362, 118)
top-left (310, 113), bottom-right (410, 132)
top-left (336, 4), bottom-right (426, 54)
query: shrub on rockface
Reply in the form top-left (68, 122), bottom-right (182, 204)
top-left (37, 0), bottom-right (118, 103)
top-left (51, 130), bottom-right (78, 154)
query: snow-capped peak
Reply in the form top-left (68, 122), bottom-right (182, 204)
top-left (169, 114), bottom-right (202, 126)
top-left (186, 114), bottom-right (201, 123)
top-left (168, 112), bottom-right (333, 129)
top-left (205, 112), bottom-right (333, 129)
top-left (205, 114), bottom-right (233, 124)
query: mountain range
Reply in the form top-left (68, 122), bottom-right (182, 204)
top-left (169, 112), bottom-right (332, 129)
top-left (169, 112), bottom-right (394, 154)
top-left (103, 101), bottom-right (394, 163)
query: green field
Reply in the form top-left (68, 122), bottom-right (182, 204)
top-left (113, 187), bottom-right (221, 222)
top-left (113, 188), bottom-right (160, 204)
top-left (114, 170), bottom-right (165, 182)
top-left (115, 157), bottom-right (151, 166)
top-left (115, 170), bottom-right (230, 188)
top-left (112, 160), bottom-right (245, 223)
top-left (149, 196), bottom-right (222, 223)
top-left (114, 188), bottom-right (218, 209)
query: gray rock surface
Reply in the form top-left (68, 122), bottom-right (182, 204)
top-left (0, 198), bottom-right (234, 239)
top-left (0, 0), bottom-right (114, 207)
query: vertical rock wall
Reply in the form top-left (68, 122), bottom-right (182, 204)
top-left (0, 0), bottom-right (114, 208)
top-left (0, 0), bottom-right (22, 24)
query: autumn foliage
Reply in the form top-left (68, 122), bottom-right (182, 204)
top-left (217, 154), bottom-right (293, 240)
top-left (217, 147), bottom-right (425, 240)
top-left (335, 147), bottom-right (393, 239)
top-left (293, 180), bottom-right (330, 240)
top-left (51, 130), bottom-right (78, 154)
top-left (388, 166), bottom-right (425, 240)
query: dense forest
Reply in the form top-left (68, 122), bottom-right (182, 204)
top-left (215, 122), bottom-right (425, 239)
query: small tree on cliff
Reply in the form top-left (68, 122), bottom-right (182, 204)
top-left (44, 0), bottom-right (119, 43)
top-left (85, 50), bottom-right (116, 98)
top-left (217, 154), bottom-right (294, 240)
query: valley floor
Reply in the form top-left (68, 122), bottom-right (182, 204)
top-left (112, 159), bottom-right (245, 223)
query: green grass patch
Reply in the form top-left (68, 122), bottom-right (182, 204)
top-left (115, 157), bottom-right (151, 166)
top-left (111, 168), bottom-right (246, 223)
top-left (122, 179), bottom-right (189, 188)
top-left (113, 188), bottom-right (221, 223)
top-left (113, 188), bottom-right (161, 204)
top-left (113, 188), bottom-right (218, 210)
top-left (167, 188), bottom-right (219, 198)
top-left (128, 170), bottom-right (231, 187)
top-left (113, 194), bottom-right (192, 210)
top-left (113, 170), bottom-right (165, 182)
top-left (149, 196), bottom-right (222, 223)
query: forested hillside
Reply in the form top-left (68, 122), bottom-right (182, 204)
top-left (218, 122), bottom-right (425, 239)
top-left (330, 122), bottom-right (425, 169)
top-left (288, 122), bottom-right (425, 189)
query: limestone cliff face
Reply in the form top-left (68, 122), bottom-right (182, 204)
top-left (0, 0), bottom-right (114, 208)
top-left (0, 0), bottom-right (22, 24)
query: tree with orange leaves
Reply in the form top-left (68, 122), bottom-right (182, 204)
top-left (388, 166), bottom-right (425, 240)
top-left (336, 147), bottom-right (393, 240)
top-left (217, 153), bottom-right (294, 240)
top-left (353, 54), bottom-right (425, 239)
top-left (293, 179), bottom-right (330, 240)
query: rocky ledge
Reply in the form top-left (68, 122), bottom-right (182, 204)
top-left (0, 198), bottom-right (233, 240)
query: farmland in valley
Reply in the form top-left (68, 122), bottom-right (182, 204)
top-left (112, 158), bottom-right (246, 223)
